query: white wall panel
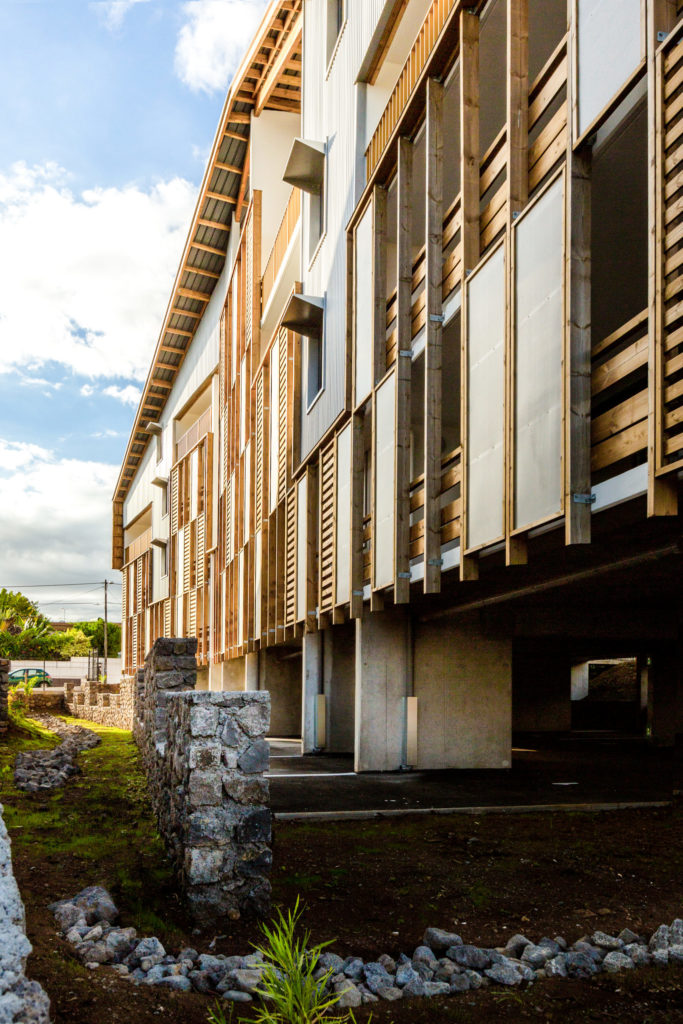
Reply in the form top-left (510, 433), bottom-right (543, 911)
top-left (466, 244), bottom-right (505, 550)
top-left (335, 422), bottom-right (351, 604)
top-left (514, 175), bottom-right (564, 529)
top-left (374, 371), bottom-right (396, 588)
top-left (577, 0), bottom-right (642, 137)
top-left (254, 528), bottom-right (262, 638)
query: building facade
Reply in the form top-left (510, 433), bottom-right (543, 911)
top-left (114, 0), bottom-right (683, 771)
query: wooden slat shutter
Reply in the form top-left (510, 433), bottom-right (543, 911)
top-left (285, 487), bottom-right (296, 626)
top-left (319, 440), bottom-right (336, 613)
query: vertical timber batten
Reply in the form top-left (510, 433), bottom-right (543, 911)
top-left (424, 77), bottom-right (444, 594)
top-left (395, 137), bottom-right (413, 605)
top-left (564, 6), bottom-right (592, 546)
top-left (648, 0), bottom-right (679, 516)
top-left (373, 186), bottom-right (388, 386)
top-left (459, 7), bottom-right (481, 581)
top-left (505, 0), bottom-right (529, 565)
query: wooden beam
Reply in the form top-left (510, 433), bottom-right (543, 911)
top-left (177, 286), bottom-right (211, 303)
top-left (460, 8), bottom-right (480, 582)
top-left (236, 142), bottom-right (252, 223)
top-left (226, 111), bottom-right (251, 124)
top-left (197, 217), bottom-right (230, 232)
top-left (255, 9), bottom-right (302, 116)
top-left (170, 306), bottom-right (202, 319)
top-left (372, 185), bottom-right (387, 385)
top-left (460, 9), bottom-right (480, 273)
top-left (424, 77), bottom-right (444, 594)
top-left (205, 191), bottom-right (237, 204)
top-left (214, 161), bottom-right (243, 175)
top-left (190, 240), bottom-right (226, 257)
top-left (223, 128), bottom-right (249, 142)
top-left (366, 0), bottom-right (409, 85)
top-left (164, 327), bottom-right (193, 338)
top-left (185, 265), bottom-right (221, 280)
top-left (564, 157), bottom-right (592, 541)
top-left (394, 136), bottom-right (413, 606)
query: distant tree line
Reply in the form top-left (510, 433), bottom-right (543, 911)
top-left (0, 589), bottom-right (121, 660)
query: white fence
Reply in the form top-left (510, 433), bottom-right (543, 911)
top-left (9, 657), bottom-right (122, 686)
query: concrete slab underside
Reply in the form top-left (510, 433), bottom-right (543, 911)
top-left (266, 734), bottom-right (675, 814)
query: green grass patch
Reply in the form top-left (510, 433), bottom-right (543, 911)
top-left (1, 713), bottom-right (186, 946)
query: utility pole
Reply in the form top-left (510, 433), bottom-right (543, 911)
top-left (103, 580), bottom-right (108, 684)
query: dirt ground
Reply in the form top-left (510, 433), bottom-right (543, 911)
top-left (4, 714), bottom-right (683, 1023)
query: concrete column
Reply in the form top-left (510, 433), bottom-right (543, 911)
top-left (245, 652), bottom-right (259, 691)
top-left (413, 611), bottom-right (512, 769)
top-left (323, 622), bottom-right (355, 753)
top-left (648, 643), bottom-right (682, 747)
top-left (512, 646), bottom-right (572, 732)
top-left (354, 607), bottom-right (410, 772)
top-left (302, 632), bottom-right (322, 753)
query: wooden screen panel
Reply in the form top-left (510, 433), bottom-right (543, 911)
top-left (278, 327), bottom-right (288, 503)
top-left (318, 440), bottom-right (335, 613)
top-left (285, 487), bottom-right (296, 626)
top-left (255, 374), bottom-right (264, 528)
top-left (658, 28), bottom-right (683, 471)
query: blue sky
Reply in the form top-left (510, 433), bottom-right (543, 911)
top-left (0, 0), bottom-right (267, 622)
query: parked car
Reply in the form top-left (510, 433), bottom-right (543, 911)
top-left (8, 668), bottom-right (53, 688)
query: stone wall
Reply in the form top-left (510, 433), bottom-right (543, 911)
top-left (0, 803), bottom-right (51, 1022)
top-left (135, 638), bottom-right (271, 925)
top-left (0, 660), bottom-right (8, 736)
top-left (10, 691), bottom-right (66, 714)
top-left (63, 677), bottom-right (135, 731)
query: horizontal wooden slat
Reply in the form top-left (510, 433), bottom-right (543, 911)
top-left (591, 392), bottom-right (647, 445)
top-left (591, 420), bottom-right (647, 471)
top-left (528, 53), bottom-right (567, 129)
top-left (592, 335), bottom-right (648, 395)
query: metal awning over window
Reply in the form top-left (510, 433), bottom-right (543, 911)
top-left (281, 293), bottom-right (324, 336)
top-left (283, 138), bottom-right (325, 194)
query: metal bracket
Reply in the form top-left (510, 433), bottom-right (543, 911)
top-left (572, 493), bottom-right (596, 505)
top-left (427, 558), bottom-right (444, 567)
top-left (512, 210), bottom-right (521, 219)
top-left (397, 572), bottom-right (411, 579)
top-left (658, 30), bottom-right (668, 42)
top-left (429, 314), bottom-right (445, 324)
top-left (352, 589), bottom-right (364, 597)
top-left (399, 349), bottom-right (412, 358)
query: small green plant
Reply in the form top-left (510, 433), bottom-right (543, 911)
top-left (209, 896), bottom-right (361, 1024)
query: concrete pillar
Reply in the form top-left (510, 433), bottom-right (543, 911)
top-left (512, 646), bottom-right (571, 733)
top-left (354, 608), bottom-right (411, 772)
top-left (323, 622), bottom-right (355, 753)
top-left (260, 648), bottom-right (301, 738)
top-left (245, 652), bottom-right (259, 691)
top-left (413, 611), bottom-right (512, 769)
top-left (648, 643), bottom-right (682, 746)
top-left (571, 661), bottom-right (590, 701)
top-left (302, 632), bottom-right (322, 753)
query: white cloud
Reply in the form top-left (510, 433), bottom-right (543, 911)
top-left (0, 161), bottom-right (197, 383)
top-left (19, 376), bottom-right (63, 390)
top-left (0, 444), bottom-right (121, 618)
top-left (92, 0), bottom-right (152, 31)
top-left (80, 384), bottom-right (95, 397)
top-left (175, 0), bottom-right (268, 94)
top-left (103, 384), bottom-right (141, 406)
top-left (0, 440), bottom-right (52, 474)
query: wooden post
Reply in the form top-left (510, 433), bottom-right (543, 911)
top-left (506, 0), bottom-right (529, 565)
top-left (424, 77), bottom-right (444, 595)
top-left (395, 137), bottom-right (413, 605)
top-left (564, 4), bottom-right (592, 546)
top-left (648, 0), bottom-right (678, 516)
top-left (459, 7), bottom-right (480, 581)
top-left (373, 185), bottom-right (388, 386)
top-left (350, 411), bottom-right (365, 619)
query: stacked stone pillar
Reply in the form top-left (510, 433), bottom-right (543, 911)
top-left (135, 638), bottom-right (272, 925)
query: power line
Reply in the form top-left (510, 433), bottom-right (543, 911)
top-left (0, 581), bottom-right (121, 588)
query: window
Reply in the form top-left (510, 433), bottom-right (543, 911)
top-left (309, 180), bottom-right (325, 259)
top-left (306, 333), bottom-right (323, 407)
top-left (162, 480), bottom-right (169, 517)
top-left (326, 0), bottom-right (345, 65)
top-left (158, 543), bottom-right (167, 578)
top-left (283, 138), bottom-right (326, 261)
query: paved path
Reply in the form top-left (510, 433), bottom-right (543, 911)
top-left (267, 733), bottom-right (675, 816)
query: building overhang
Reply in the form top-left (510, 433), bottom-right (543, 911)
top-left (283, 138), bottom-right (325, 194)
top-left (281, 294), bottom-right (324, 336)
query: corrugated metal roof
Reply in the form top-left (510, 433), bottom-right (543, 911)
top-left (113, 0), bottom-right (302, 516)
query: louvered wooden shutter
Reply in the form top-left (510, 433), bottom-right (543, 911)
top-left (319, 441), bottom-right (336, 613)
top-left (196, 511), bottom-right (205, 588)
top-left (278, 326), bottom-right (287, 503)
top-left (285, 488), bottom-right (296, 626)
top-left (171, 467), bottom-right (179, 535)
